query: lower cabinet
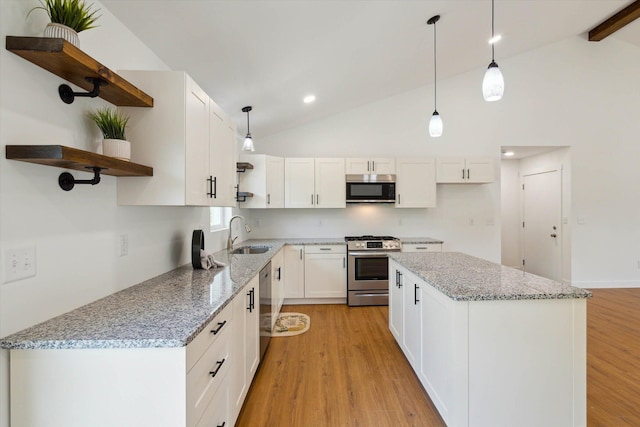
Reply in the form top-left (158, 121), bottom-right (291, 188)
top-left (401, 269), bottom-right (422, 372)
top-left (304, 245), bottom-right (347, 298)
top-left (230, 275), bottom-right (260, 423)
top-left (8, 278), bottom-right (262, 427)
top-left (402, 243), bottom-right (443, 252)
top-left (283, 245), bottom-right (305, 298)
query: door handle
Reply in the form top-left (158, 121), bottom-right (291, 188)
top-left (311, 194), bottom-right (314, 205)
top-left (299, 248), bottom-right (303, 260)
top-left (277, 267), bottom-right (281, 280)
top-left (343, 257), bottom-right (346, 268)
top-left (209, 358), bottom-right (226, 377)
top-left (367, 161), bottom-right (370, 172)
top-left (414, 284), bottom-right (420, 304)
top-left (210, 320), bottom-right (227, 335)
top-left (267, 194), bottom-right (271, 205)
top-left (316, 194), bottom-right (319, 205)
top-left (372, 160), bottom-right (375, 171)
top-left (398, 272), bottom-right (403, 288)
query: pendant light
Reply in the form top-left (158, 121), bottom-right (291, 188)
top-left (482, 0), bottom-right (504, 102)
top-left (427, 15), bottom-right (443, 138)
top-left (241, 106), bottom-right (255, 152)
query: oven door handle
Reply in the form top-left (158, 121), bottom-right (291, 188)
top-left (347, 252), bottom-right (391, 257)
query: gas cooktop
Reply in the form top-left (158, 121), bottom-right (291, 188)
top-left (345, 235), bottom-right (398, 241)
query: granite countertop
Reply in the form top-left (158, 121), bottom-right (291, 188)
top-left (0, 238), bottom-right (345, 351)
top-left (399, 237), bottom-right (443, 244)
top-left (389, 252), bottom-right (592, 302)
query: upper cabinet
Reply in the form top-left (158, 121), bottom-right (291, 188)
top-left (117, 71), bottom-right (237, 206)
top-left (238, 154), bottom-right (284, 208)
top-left (284, 158), bottom-right (345, 208)
top-left (395, 158), bottom-right (436, 208)
top-left (436, 157), bottom-right (494, 184)
top-left (346, 158), bottom-right (395, 175)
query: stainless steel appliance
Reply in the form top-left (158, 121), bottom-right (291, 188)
top-left (346, 174), bottom-right (396, 203)
top-left (259, 261), bottom-right (272, 359)
top-left (346, 235), bottom-right (401, 306)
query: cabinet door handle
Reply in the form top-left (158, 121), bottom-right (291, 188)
top-left (207, 176), bottom-right (214, 197)
top-left (299, 248), bottom-right (303, 260)
top-left (311, 194), bottom-right (314, 205)
top-left (462, 169), bottom-right (465, 180)
top-left (416, 247), bottom-right (428, 250)
top-left (210, 320), bottom-right (227, 335)
top-left (395, 270), bottom-right (399, 287)
top-left (247, 288), bottom-right (254, 312)
top-left (372, 160), bottom-right (375, 171)
top-left (277, 267), bottom-right (282, 280)
top-left (398, 194), bottom-right (401, 205)
top-left (367, 161), bottom-right (370, 172)
top-left (217, 423), bottom-right (226, 427)
top-left (209, 358), bottom-right (226, 377)
top-left (212, 176), bottom-right (217, 198)
top-left (343, 257), bottom-right (346, 268)
top-left (467, 169), bottom-right (470, 180)
top-left (267, 194), bottom-right (271, 205)
top-left (414, 284), bottom-right (420, 305)
top-left (320, 248), bottom-right (331, 251)
top-left (316, 194), bottom-right (319, 205)
top-left (398, 272), bottom-right (403, 288)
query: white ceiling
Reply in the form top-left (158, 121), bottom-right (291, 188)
top-left (101, 0), bottom-right (638, 138)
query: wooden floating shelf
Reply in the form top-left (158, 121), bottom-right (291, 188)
top-left (236, 191), bottom-right (254, 202)
top-left (6, 145), bottom-right (153, 177)
top-left (236, 162), bottom-right (254, 173)
top-left (5, 36), bottom-right (153, 107)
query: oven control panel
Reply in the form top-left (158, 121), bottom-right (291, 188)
top-left (347, 240), bottom-right (402, 251)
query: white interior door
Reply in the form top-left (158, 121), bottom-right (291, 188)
top-left (523, 171), bottom-right (561, 280)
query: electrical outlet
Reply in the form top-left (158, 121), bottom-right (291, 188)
top-left (119, 234), bottom-right (129, 257)
top-left (4, 246), bottom-right (36, 283)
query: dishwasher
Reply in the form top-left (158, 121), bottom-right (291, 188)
top-left (259, 261), bottom-right (272, 359)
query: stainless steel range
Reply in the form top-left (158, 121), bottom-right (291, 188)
top-left (346, 235), bottom-right (402, 306)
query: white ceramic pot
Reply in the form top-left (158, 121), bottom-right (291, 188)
top-left (43, 23), bottom-right (80, 48)
top-left (102, 139), bottom-right (131, 161)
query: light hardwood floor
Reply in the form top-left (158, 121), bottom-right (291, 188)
top-left (236, 289), bottom-right (640, 426)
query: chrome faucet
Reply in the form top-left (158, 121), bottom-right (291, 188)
top-left (228, 215), bottom-right (251, 250)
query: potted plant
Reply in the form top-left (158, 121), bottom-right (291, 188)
top-left (28, 0), bottom-right (100, 48)
top-left (88, 107), bottom-right (131, 161)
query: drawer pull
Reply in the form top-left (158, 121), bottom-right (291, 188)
top-left (320, 248), bottom-right (331, 251)
top-left (209, 358), bottom-right (226, 378)
top-left (416, 247), bottom-right (428, 250)
top-left (210, 320), bottom-right (227, 335)
top-left (217, 423), bottom-right (226, 427)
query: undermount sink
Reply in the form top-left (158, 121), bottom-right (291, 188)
top-left (230, 245), bottom-right (272, 255)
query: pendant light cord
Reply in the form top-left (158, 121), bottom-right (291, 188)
top-left (246, 110), bottom-right (250, 134)
top-left (433, 19), bottom-right (437, 110)
top-left (491, 0), bottom-right (495, 61)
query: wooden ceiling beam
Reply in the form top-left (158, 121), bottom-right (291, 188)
top-left (589, 0), bottom-right (640, 41)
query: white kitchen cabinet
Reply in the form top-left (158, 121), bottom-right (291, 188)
top-left (402, 243), bottom-right (442, 252)
top-left (283, 245), bottom-right (305, 299)
top-left (270, 248), bottom-right (285, 330)
top-left (436, 157), bottom-right (494, 183)
top-left (238, 154), bottom-right (284, 208)
top-left (230, 276), bottom-right (260, 423)
top-left (304, 245), bottom-right (347, 298)
top-left (388, 259), bottom-right (404, 343)
top-left (284, 158), bottom-right (346, 208)
top-left (346, 157), bottom-right (395, 174)
top-left (395, 157), bottom-right (436, 208)
top-left (9, 303), bottom-right (234, 427)
top-left (117, 70), bottom-right (237, 206)
top-left (209, 100), bottom-right (238, 207)
top-left (402, 268), bottom-right (422, 372)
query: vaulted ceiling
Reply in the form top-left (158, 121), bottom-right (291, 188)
top-left (101, 0), bottom-right (640, 138)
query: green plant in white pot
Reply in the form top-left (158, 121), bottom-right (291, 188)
top-left (28, 0), bottom-right (100, 48)
top-left (88, 107), bottom-right (131, 161)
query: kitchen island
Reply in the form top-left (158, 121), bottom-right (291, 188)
top-left (388, 252), bottom-right (591, 427)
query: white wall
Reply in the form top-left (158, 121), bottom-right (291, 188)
top-left (500, 159), bottom-right (521, 268)
top-left (245, 36), bottom-right (640, 288)
top-left (0, 2), bottom-right (230, 425)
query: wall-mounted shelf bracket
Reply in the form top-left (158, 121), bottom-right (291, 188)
top-left (59, 77), bottom-right (107, 104)
top-left (59, 167), bottom-right (105, 191)
top-left (236, 162), bottom-right (254, 173)
top-left (236, 191), bottom-right (254, 203)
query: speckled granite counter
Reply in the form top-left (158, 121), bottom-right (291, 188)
top-left (0, 238), bottom-right (345, 350)
top-left (389, 251), bottom-right (591, 301)
top-left (399, 237), bottom-right (443, 244)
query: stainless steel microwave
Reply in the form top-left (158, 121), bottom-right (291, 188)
top-left (346, 174), bottom-right (396, 203)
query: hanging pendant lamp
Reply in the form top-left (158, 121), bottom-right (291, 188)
top-left (241, 106), bottom-right (255, 152)
top-left (427, 15), bottom-right (443, 138)
top-left (483, 0), bottom-right (504, 101)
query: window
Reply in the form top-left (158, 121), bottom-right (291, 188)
top-left (210, 207), bottom-right (232, 232)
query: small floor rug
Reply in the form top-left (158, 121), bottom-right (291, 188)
top-left (272, 312), bottom-right (310, 337)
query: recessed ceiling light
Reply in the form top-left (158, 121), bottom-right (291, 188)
top-left (489, 34), bottom-right (502, 44)
top-left (503, 150), bottom-right (515, 157)
top-left (303, 95), bottom-right (316, 104)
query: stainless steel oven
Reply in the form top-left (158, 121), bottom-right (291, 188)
top-left (346, 236), bottom-right (401, 306)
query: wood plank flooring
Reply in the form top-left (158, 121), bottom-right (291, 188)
top-left (237, 289), bottom-right (640, 426)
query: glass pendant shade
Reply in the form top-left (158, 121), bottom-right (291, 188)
top-left (482, 61), bottom-right (504, 102)
top-left (429, 111), bottom-right (443, 137)
top-left (242, 134), bottom-right (255, 152)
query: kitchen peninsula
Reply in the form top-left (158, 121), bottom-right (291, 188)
top-left (389, 252), bottom-right (591, 427)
